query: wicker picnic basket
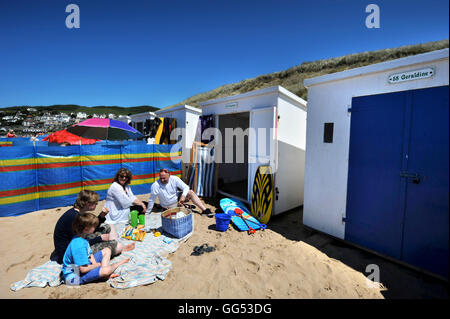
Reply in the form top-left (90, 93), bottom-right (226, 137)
top-left (161, 206), bottom-right (193, 238)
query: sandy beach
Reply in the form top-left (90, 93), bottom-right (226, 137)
top-left (0, 194), bottom-right (448, 299)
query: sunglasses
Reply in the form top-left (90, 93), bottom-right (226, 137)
top-left (119, 175), bottom-right (128, 178)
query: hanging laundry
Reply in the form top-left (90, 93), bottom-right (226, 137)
top-left (154, 117), bottom-right (164, 144)
top-left (170, 118), bottom-right (178, 144)
top-left (194, 115), bottom-right (215, 144)
top-left (161, 117), bottom-right (170, 144)
top-left (159, 117), bottom-right (176, 144)
top-left (149, 117), bottom-right (162, 138)
top-left (144, 119), bottom-right (151, 136)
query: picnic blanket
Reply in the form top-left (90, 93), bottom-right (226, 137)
top-left (10, 260), bottom-right (63, 291)
top-left (10, 213), bottom-right (193, 291)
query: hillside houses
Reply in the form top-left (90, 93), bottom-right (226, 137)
top-left (0, 109), bottom-right (120, 136)
top-left (76, 112), bottom-right (88, 119)
top-left (1, 111), bottom-right (74, 136)
top-left (75, 112), bottom-right (115, 119)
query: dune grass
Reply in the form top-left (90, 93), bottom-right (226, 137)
top-left (168, 39), bottom-right (448, 108)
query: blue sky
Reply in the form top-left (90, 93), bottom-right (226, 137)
top-left (0, 0), bottom-right (448, 108)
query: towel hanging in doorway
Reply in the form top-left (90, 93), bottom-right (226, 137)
top-left (187, 141), bottom-right (216, 198)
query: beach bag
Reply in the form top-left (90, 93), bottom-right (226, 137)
top-left (161, 207), bottom-right (193, 238)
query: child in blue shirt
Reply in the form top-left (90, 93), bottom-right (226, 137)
top-left (62, 212), bottom-right (130, 286)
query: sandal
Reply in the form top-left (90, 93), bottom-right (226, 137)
top-left (191, 243), bottom-right (216, 256)
top-left (202, 208), bottom-right (214, 218)
top-left (183, 204), bottom-right (201, 215)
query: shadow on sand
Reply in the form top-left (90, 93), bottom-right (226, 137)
top-left (266, 206), bottom-right (449, 299)
top-left (200, 196), bottom-right (448, 298)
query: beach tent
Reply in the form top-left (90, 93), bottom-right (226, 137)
top-left (302, 49), bottom-right (449, 280)
top-left (199, 85), bottom-right (307, 217)
top-left (43, 129), bottom-right (99, 145)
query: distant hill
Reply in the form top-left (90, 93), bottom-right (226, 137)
top-left (0, 104), bottom-right (159, 115)
top-left (167, 39), bottom-right (449, 109)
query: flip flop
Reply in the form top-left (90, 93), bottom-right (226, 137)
top-left (183, 204), bottom-right (201, 215)
top-left (191, 243), bottom-right (216, 256)
top-left (202, 208), bottom-right (214, 218)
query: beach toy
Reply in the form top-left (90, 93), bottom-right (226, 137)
top-left (235, 208), bottom-right (256, 234)
top-left (130, 210), bottom-right (138, 227)
top-left (215, 213), bottom-right (231, 232)
top-left (121, 226), bottom-right (134, 240)
top-left (121, 225), bottom-right (146, 241)
top-left (151, 229), bottom-right (161, 237)
top-left (163, 237), bottom-right (173, 244)
top-left (137, 230), bottom-right (146, 241)
top-left (234, 207), bottom-right (267, 233)
top-left (251, 165), bottom-right (274, 225)
top-left (220, 198), bottom-right (266, 232)
top-left (138, 213), bottom-right (145, 226)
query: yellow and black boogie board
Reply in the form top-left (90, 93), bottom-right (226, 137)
top-left (251, 165), bottom-right (274, 224)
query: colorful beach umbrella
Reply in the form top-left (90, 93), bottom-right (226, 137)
top-left (43, 129), bottom-right (100, 145)
top-left (66, 118), bottom-right (144, 140)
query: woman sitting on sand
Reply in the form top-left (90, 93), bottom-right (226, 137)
top-left (104, 168), bottom-right (147, 224)
top-left (52, 190), bottom-right (134, 265)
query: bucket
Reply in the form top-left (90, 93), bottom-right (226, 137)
top-left (215, 213), bottom-right (231, 232)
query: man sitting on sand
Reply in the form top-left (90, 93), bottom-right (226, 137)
top-left (52, 190), bottom-right (134, 265)
top-left (146, 169), bottom-right (213, 217)
top-left (62, 212), bottom-right (130, 286)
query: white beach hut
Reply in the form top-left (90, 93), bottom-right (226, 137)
top-left (199, 85), bottom-right (307, 216)
top-left (155, 104), bottom-right (202, 177)
top-left (302, 49), bottom-right (449, 279)
top-left (129, 111), bottom-right (157, 135)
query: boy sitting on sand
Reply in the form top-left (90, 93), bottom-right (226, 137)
top-left (62, 212), bottom-right (130, 286)
top-left (52, 190), bottom-right (134, 265)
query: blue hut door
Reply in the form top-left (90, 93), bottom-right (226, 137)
top-left (345, 90), bottom-right (409, 260)
top-left (401, 86), bottom-right (449, 278)
top-left (346, 85), bottom-right (449, 278)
